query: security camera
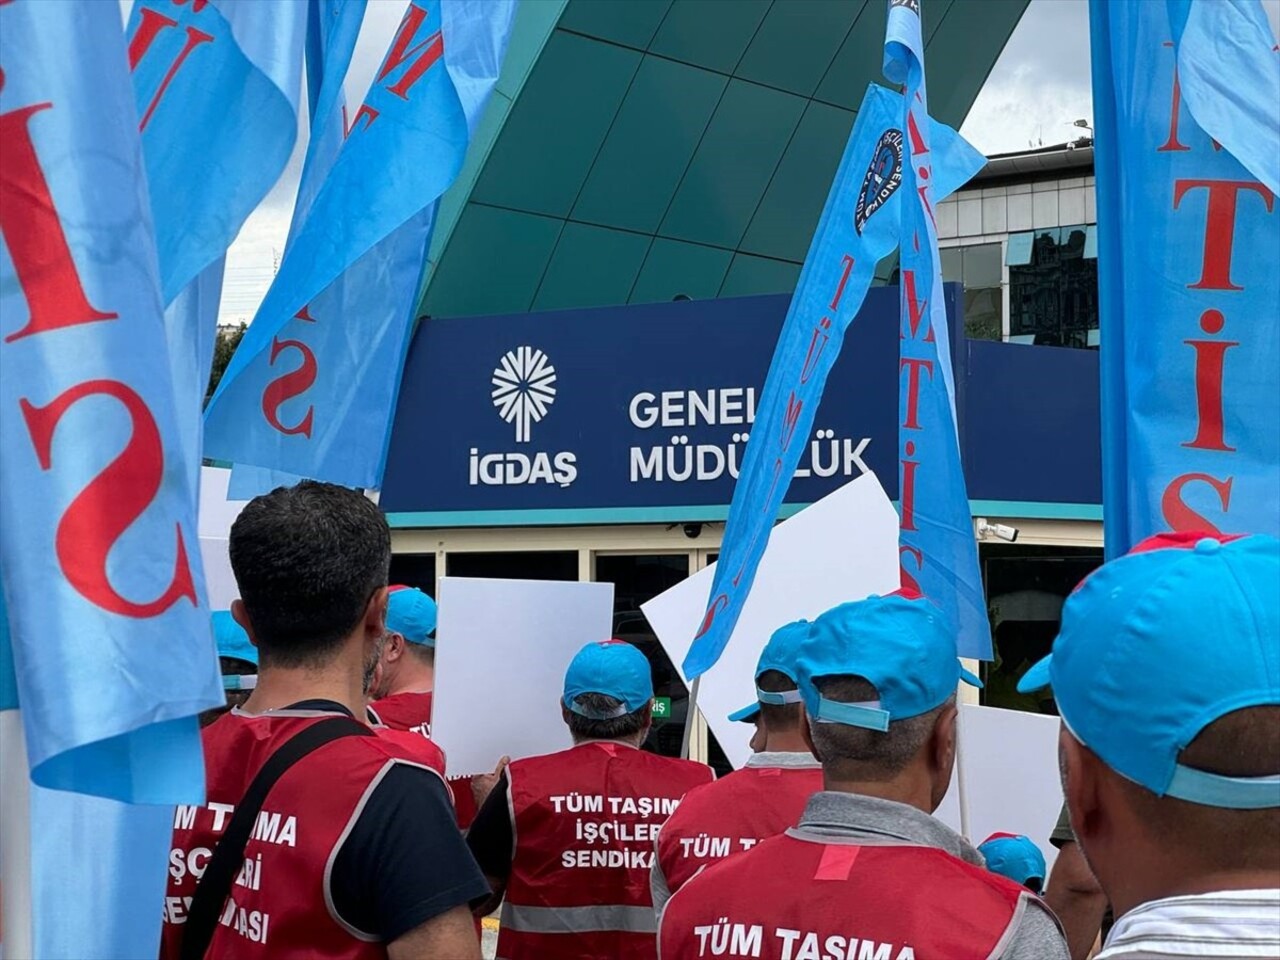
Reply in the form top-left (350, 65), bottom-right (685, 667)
top-left (682, 523), bottom-right (703, 540)
top-left (976, 519), bottom-right (1019, 543)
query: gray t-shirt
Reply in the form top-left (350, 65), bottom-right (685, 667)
top-left (789, 792), bottom-right (1070, 960)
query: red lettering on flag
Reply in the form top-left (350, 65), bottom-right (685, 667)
top-left (900, 440), bottom-right (920, 532)
top-left (901, 270), bottom-right (935, 342)
top-left (262, 336), bottom-right (317, 437)
top-left (1158, 41), bottom-right (1191, 153)
top-left (1161, 472), bottom-right (1232, 534)
top-left (694, 593), bottom-right (730, 640)
top-left (828, 255), bottom-right (856, 312)
top-left (20, 380), bottom-right (197, 617)
top-left (0, 89), bottom-right (118, 343)
top-left (1182, 309), bottom-right (1238, 452)
top-left (127, 6), bottom-right (215, 131)
top-left (900, 358), bottom-right (934, 431)
top-left (899, 544), bottom-right (924, 595)
top-left (1173, 179), bottom-right (1274, 291)
top-left (351, 3), bottom-right (443, 131)
top-left (378, 5), bottom-right (443, 101)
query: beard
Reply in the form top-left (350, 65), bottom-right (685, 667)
top-left (362, 633), bottom-right (389, 698)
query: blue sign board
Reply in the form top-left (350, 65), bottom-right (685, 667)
top-left (381, 287), bottom-right (1103, 525)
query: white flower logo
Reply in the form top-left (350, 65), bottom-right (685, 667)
top-left (491, 346), bottom-right (557, 443)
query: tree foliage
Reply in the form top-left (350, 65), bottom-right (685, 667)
top-left (205, 322), bottom-right (247, 405)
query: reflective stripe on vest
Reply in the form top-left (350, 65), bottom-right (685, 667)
top-left (501, 903), bottom-right (657, 935)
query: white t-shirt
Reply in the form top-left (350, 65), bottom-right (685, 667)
top-left (1097, 890), bottom-right (1280, 959)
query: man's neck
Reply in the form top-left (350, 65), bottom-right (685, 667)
top-left (242, 656), bottom-right (366, 718)
top-left (822, 772), bottom-right (934, 815)
top-left (762, 729), bottom-right (813, 755)
top-left (385, 659), bottom-right (434, 698)
top-left (1107, 862), bottom-right (1280, 919)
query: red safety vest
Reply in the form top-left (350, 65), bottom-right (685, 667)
top-left (160, 707), bottom-right (450, 960)
top-left (498, 741), bottom-right (714, 960)
top-left (369, 690), bottom-right (478, 827)
top-left (369, 691), bottom-right (433, 737)
top-left (656, 758), bottom-right (823, 896)
top-left (659, 830), bottom-right (1032, 960)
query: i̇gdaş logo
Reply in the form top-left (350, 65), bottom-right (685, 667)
top-left (472, 347), bottom-right (576, 489)
top-left (492, 346), bottom-right (556, 443)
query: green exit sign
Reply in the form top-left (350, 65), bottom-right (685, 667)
top-left (652, 697), bottom-right (672, 719)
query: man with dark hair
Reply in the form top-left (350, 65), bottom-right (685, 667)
top-left (651, 620), bottom-right (821, 914)
top-left (161, 482), bottom-right (487, 960)
top-left (659, 593), bottom-right (1068, 959)
top-left (1019, 532), bottom-right (1280, 959)
top-left (466, 639), bottom-right (714, 960)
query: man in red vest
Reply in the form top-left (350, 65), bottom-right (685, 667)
top-left (367, 585), bottom-right (437, 737)
top-left (652, 619), bottom-right (822, 913)
top-left (659, 593), bottom-right (1068, 960)
top-left (466, 639), bottom-right (714, 960)
top-left (161, 482), bottom-right (487, 960)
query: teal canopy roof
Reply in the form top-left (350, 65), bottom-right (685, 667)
top-left (420, 0), bottom-right (1028, 318)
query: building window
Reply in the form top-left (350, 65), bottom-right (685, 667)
top-left (941, 243), bottom-right (1003, 341)
top-left (1008, 225), bottom-right (1098, 349)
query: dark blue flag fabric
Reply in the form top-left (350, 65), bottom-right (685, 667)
top-left (1091, 0), bottom-right (1279, 556)
top-left (883, 0), bottom-right (993, 660)
top-left (684, 83), bottom-right (985, 680)
top-left (205, 0), bottom-right (515, 490)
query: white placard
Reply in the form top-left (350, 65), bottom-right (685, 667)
top-left (197, 467), bottom-right (249, 613)
top-left (199, 537), bottom-right (238, 612)
top-left (957, 704), bottom-right (1063, 873)
top-left (432, 577), bottom-right (615, 777)
top-left (198, 465), bottom-right (248, 538)
top-left (641, 473), bottom-right (901, 770)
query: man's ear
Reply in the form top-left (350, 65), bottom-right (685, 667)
top-left (931, 702), bottom-right (959, 776)
top-left (801, 717), bottom-right (820, 761)
top-left (364, 586), bottom-right (389, 639)
top-left (1060, 726), bottom-right (1103, 848)
top-left (230, 599), bottom-right (258, 649)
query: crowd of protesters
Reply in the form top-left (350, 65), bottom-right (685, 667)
top-left (167, 481), bottom-right (1280, 960)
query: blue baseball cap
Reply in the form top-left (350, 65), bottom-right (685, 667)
top-left (797, 592), bottom-right (981, 731)
top-left (386, 586), bottom-right (437, 646)
top-left (1018, 532), bottom-right (1280, 810)
top-left (978, 833), bottom-right (1046, 888)
top-left (728, 620), bottom-right (810, 723)
top-left (213, 611), bottom-right (257, 691)
top-left (563, 640), bottom-right (654, 718)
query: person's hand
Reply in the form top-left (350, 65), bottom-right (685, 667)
top-left (471, 756), bottom-right (509, 808)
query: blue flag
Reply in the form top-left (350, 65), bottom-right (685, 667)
top-left (0, 2), bottom-right (222, 954)
top-left (205, 0), bottom-right (515, 490)
top-left (127, 0), bottom-right (306, 483)
top-left (225, 0), bottom-right (368, 500)
top-left (684, 83), bottom-right (986, 680)
top-left (884, 0), bottom-right (993, 660)
top-left (1091, 0), bottom-right (1280, 557)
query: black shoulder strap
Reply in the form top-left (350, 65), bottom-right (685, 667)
top-left (180, 715), bottom-right (374, 960)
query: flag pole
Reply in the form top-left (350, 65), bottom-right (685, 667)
top-left (0, 712), bottom-right (35, 958)
top-left (680, 676), bottom-right (701, 761)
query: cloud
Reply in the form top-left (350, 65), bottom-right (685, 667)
top-left (961, 0), bottom-right (1280, 157)
top-left (960, 0), bottom-right (1091, 155)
